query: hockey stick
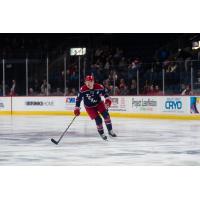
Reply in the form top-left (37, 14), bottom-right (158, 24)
top-left (51, 116), bottom-right (77, 145)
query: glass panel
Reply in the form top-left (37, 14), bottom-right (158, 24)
top-left (67, 54), bottom-right (81, 96)
top-left (1, 57), bottom-right (200, 97)
top-left (192, 60), bottom-right (200, 95)
top-left (4, 59), bottom-right (26, 96)
top-left (164, 60), bottom-right (191, 95)
top-left (138, 63), bottom-right (163, 95)
top-left (125, 63), bottom-right (138, 96)
top-left (48, 57), bottom-right (65, 96)
top-left (28, 58), bottom-right (47, 96)
top-left (0, 60), bottom-right (3, 96)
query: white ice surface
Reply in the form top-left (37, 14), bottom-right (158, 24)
top-left (0, 115), bottom-right (200, 165)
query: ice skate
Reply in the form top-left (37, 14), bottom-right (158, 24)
top-left (108, 130), bottom-right (117, 137)
top-left (99, 132), bottom-right (108, 140)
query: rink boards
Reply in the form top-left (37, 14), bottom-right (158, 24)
top-left (0, 96), bottom-right (200, 120)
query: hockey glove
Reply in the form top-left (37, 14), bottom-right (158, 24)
top-left (105, 98), bottom-right (112, 109)
top-left (74, 107), bottom-right (80, 116)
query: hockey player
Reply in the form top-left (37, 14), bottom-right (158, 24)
top-left (74, 75), bottom-right (117, 140)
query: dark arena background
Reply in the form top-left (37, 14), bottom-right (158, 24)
top-left (1, 33), bottom-right (200, 165)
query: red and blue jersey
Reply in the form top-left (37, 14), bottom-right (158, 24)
top-left (75, 83), bottom-right (109, 108)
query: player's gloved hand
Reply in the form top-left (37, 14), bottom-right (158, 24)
top-left (74, 107), bottom-right (80, 116)
top-left (105, 98), bottom-right (112, 109)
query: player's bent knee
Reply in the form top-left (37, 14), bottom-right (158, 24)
top-left (95, 116), bottom-right (102, 125)
top-left (101, 110), bottom-right (110, 119)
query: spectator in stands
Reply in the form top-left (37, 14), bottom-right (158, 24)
top-left (90, 64), bottom-right (98, 78)
top-left (95, 48), bottom-right (103, 58)
top-left (134, 58), bottom-right (142, 70)
top-left (95, 66), bottom-right (104, 82)
top-left (120, 85), bottom-right (129, 95)
top-left (154, 85), bottom-right (162, 95)
top-left (53, 88), bottom-right (63, 96)
top-left (142, 82), bottom-right (149, 95)
top-left (69, 88), bottom-right (76, 96)
top-left (113, 48), bottom-right (122, 59)
top-left (104, 57), bottom-right (111, 70)
top-left (41, 79), bottom-right (51, 95)
top-left (127, 61), bottom-right (138, 81)
top-left (108, 70), bottom-right (118, 84)
top-left (119, 78), bottom-right (126, 90)
top-left (10, 79), bottom-right (17, 96)
top-left (119, 57), bottom-right (126, 68)
top-left (180, 84), bottom-right (185, 93)
top-left (129, 79), bottom-right (137, 95)
top-left (103, 79), bottom-right (110, 90)
top-left (181, 85), bottom-right (192, 95)
top-left (147, 84), bottom-right (155, 95)
top-left (29, 88), bottom-right (36, 96)
top-left (64, 87), bottom-right (69, 96)
top-left (104, 57), bottom-right (111, 77)
top-left (109, 85), bottom-right (114, 95)
top-left (107, 84), bottom-right (119, 95)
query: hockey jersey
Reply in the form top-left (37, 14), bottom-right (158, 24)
top-left (75, 83), bottom-right (109, 108)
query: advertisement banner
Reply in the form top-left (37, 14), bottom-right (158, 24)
top-left (190, 96), bottom-right (200, 114)
top-left (161, 96), bottom-right (186, 114)
top-left (13, 97), bottom-right (67, 111)
top-left (130, 97), bottom-right (158, 113)
top-left (0, 97), bottom-right (11, 111)
top-left (109, 97), bottom-right (127, 112)
top-left (0, 95), bottom-right (192, 116)
top-left (65, 97), bottom-right (76, 111)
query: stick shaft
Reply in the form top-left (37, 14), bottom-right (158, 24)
top-left (56, 116), bottom-right (77, 144)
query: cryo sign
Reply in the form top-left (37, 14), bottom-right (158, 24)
top-left (165, 100), bottom-right (182, 110)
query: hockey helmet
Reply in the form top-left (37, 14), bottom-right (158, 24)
top-left (85, 75), bottom-right (94, 82)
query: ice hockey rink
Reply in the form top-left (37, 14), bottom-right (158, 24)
top-left (0, 115), bottom-right (200, 166)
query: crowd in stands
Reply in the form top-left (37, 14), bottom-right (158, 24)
top-left (1, 36), bottom-right (200, 96)
top-left (0, 37), bottom-right (50, 59)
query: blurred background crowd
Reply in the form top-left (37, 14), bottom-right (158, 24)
top-left (0, 33), bottom-right (200, 96)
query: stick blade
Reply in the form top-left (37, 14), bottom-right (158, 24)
top-left (51, 138), bottom-right (59, 145)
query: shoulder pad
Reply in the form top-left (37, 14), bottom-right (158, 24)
top-left (80, 85), bottom-right (89, 92)
top-left (94, 83), bottom-right (104, 90)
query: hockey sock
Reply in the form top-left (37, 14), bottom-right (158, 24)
top-left (101, 110), bottom-right (112, 131)
top-left (95, 116), bottom-right (104, 134)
